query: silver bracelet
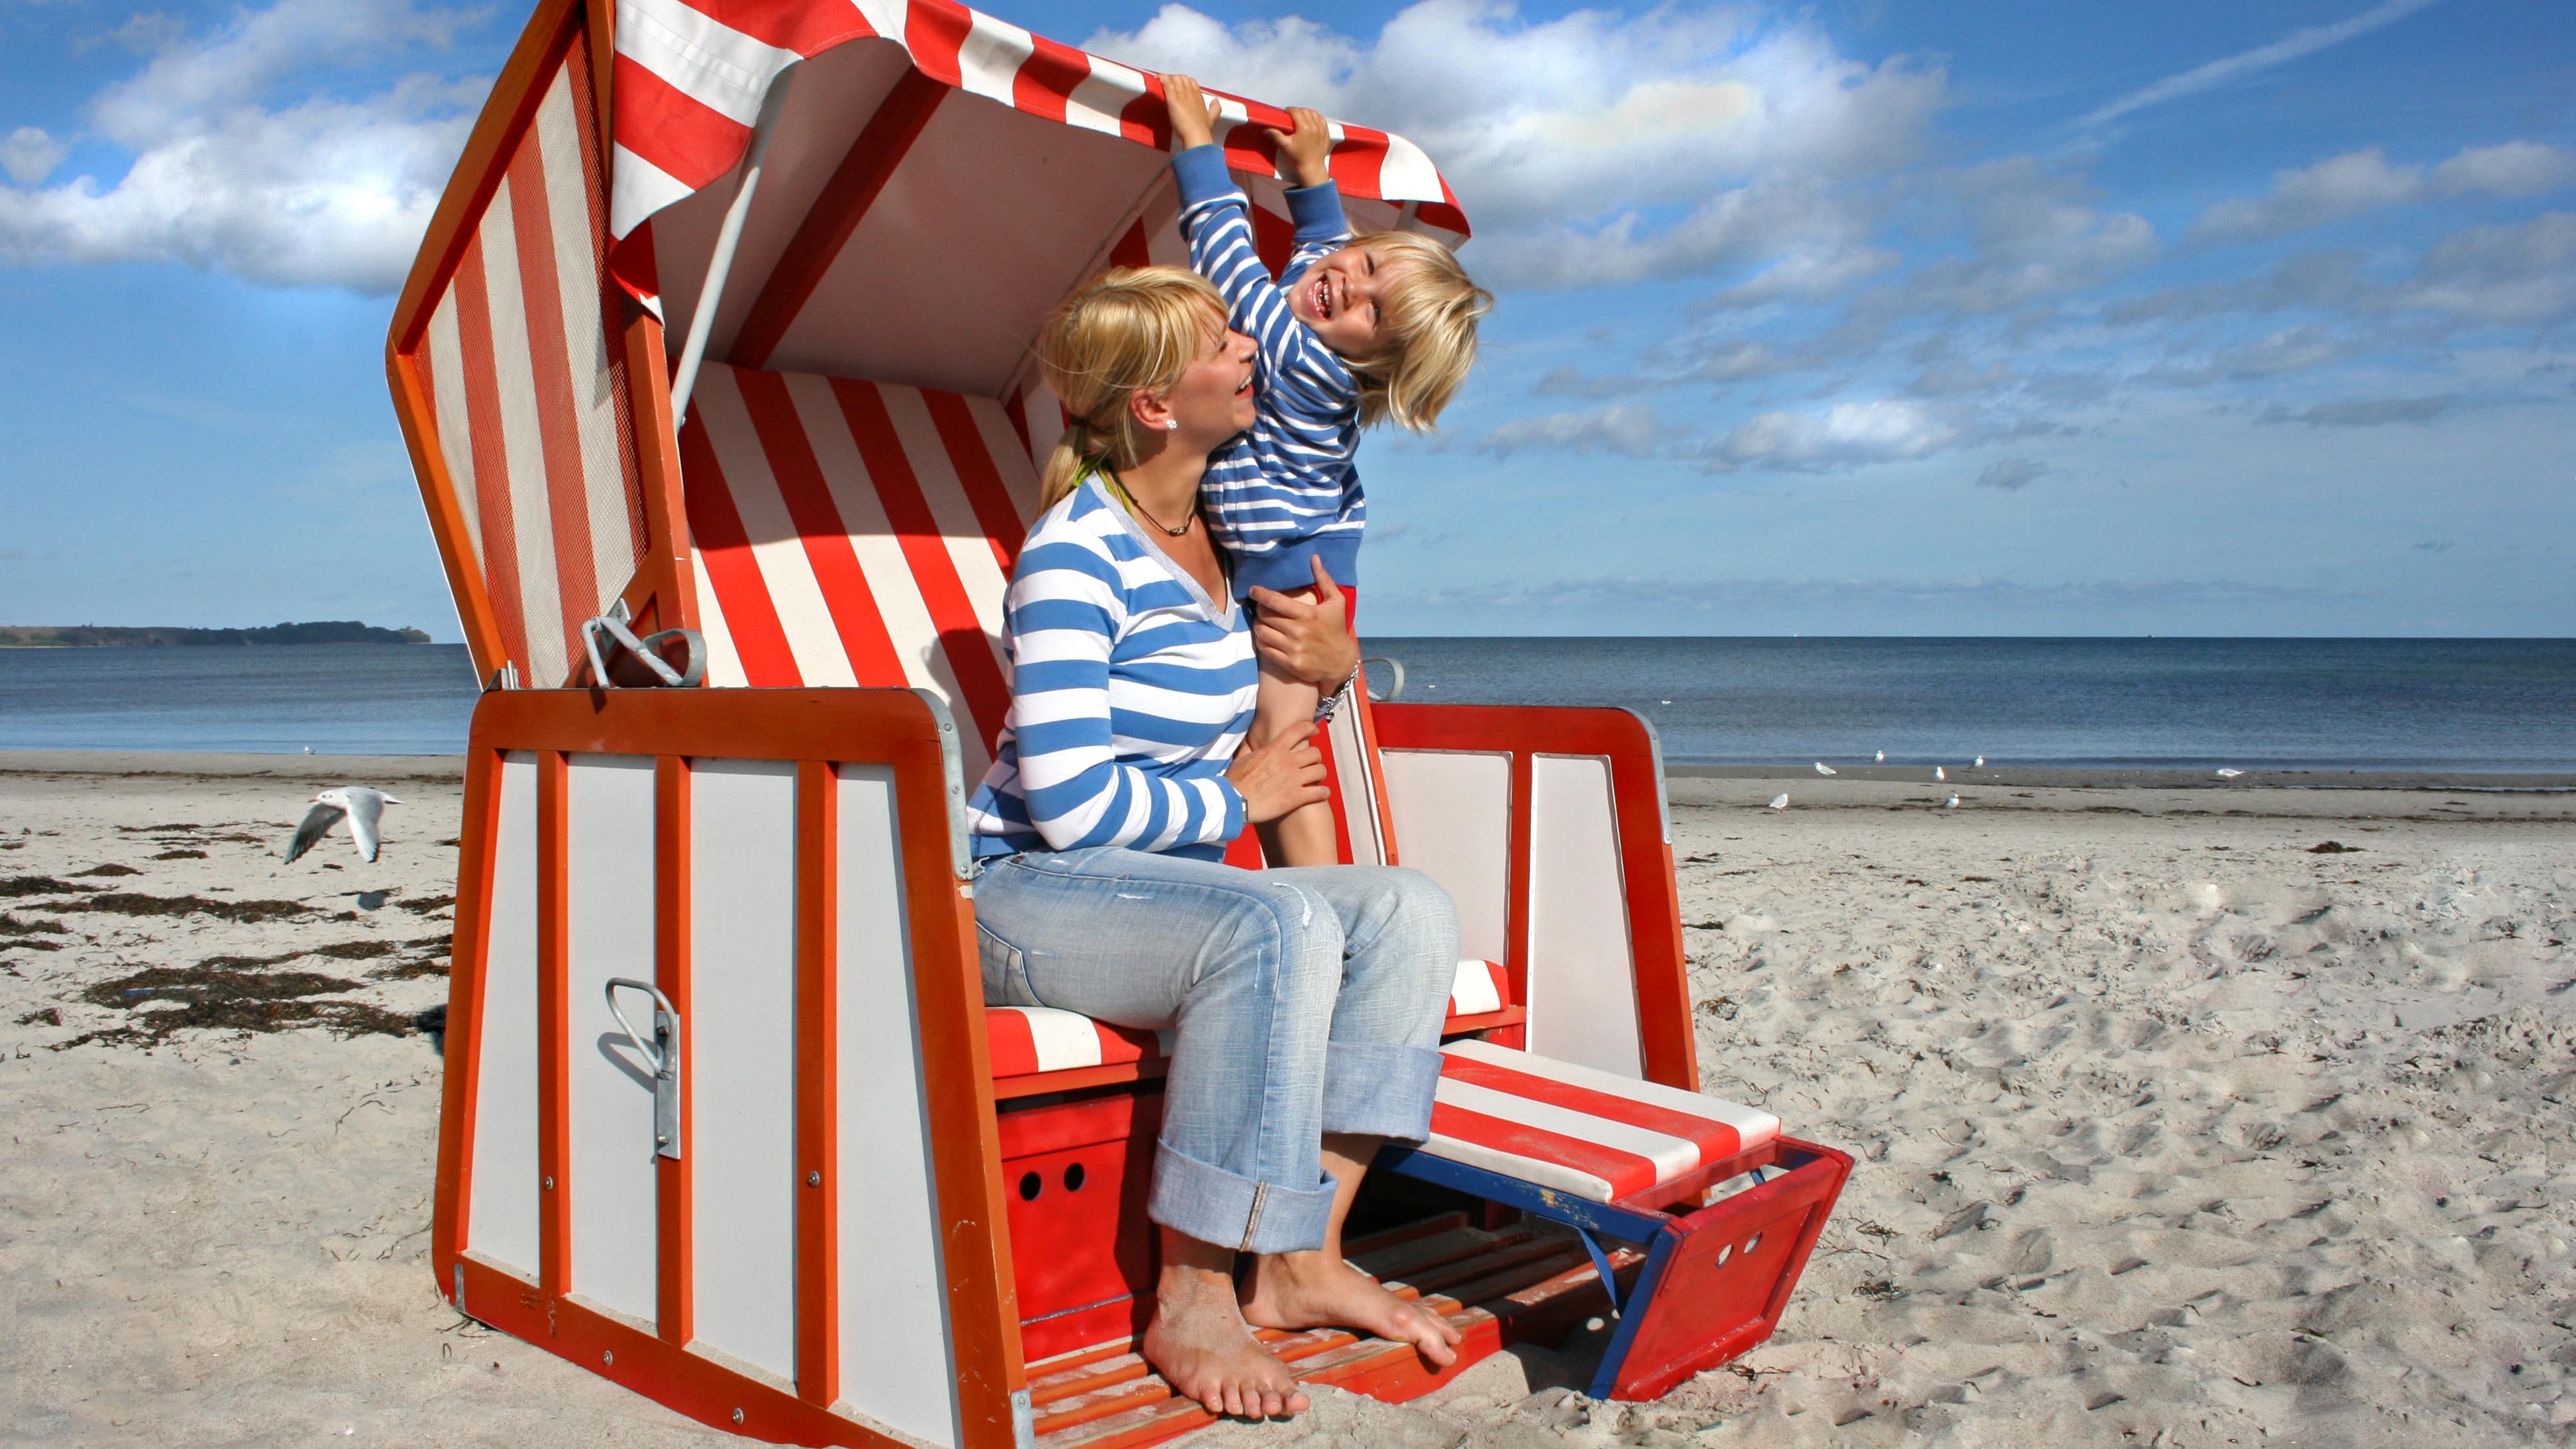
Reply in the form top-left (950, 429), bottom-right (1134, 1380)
top-left (1313, 664), bottom-right (1360, 723)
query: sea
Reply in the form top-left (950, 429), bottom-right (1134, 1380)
top-left (3, 637), bottom-right (2573, 773)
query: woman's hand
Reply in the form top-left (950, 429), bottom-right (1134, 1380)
top-left (1229, 720), bottom-right (1330, 824)
top-left (1163, 74), bottom-right (1222, 150)
top-left (1248, 557), bottom-right (1360, 692)
top-left (1264, 107), bottom-right (1333, 189)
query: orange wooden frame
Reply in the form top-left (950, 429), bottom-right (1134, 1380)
top-left (431, 687), bottom-right (1023, 1448)
top-left (1370, 703), bottom-right (1697, 1092)
top-left (383, 0), bottom-right (696, 687)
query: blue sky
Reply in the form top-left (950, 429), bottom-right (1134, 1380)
top-left (1, 0), bottom-right (2570, 639)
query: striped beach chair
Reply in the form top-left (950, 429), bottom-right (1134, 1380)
top-left (386, 1), bottom-right (1851, 1444)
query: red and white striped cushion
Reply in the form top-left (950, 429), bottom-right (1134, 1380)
top-left (986, 961), bottom-right (1513, 1082)
top-left (1449, 958), bottom-right (1511, 1017)
top-left (1421, 1040), bottom-right (1780, 1204)
top-left (985, 1007), bottom-right (1170, 1080)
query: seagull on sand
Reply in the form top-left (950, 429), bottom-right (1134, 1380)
top-left (1874, 749), bottom-right (1885, 763)
top-left (1815, 762), bottom-right (1838, 776)
top-left (1974, 756), bottom-right (1985, 767)
top-left (1768, 793), bottom-right (1790, 810)
top-left (287, 788), bottom-right (404, 865)
top-left (1935, 765), bottom-right (1947, 781)
top-left (1945, 793), bottom-right (1960, 810)
top-left (2215, 768), bottom-right (2245, 780)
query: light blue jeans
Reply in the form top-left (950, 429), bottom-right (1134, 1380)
top-left (972, 846), bottom-right (1458, 1255)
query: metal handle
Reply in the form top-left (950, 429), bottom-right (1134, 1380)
top-left (605, 977), bottom-right (682, 1160)
top-left (1362, 656), bottom-right (1406, 702)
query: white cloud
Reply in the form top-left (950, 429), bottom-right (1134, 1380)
top-left (1701, 398), bottom-right (1959, 472)
top-left (2402, 211), bottom-right (2576, 325)
top-left (1475, 403), bottom-right (1679, 458)
top-left (1085, 0), bottom-right (1942, 287)
top-left (1976, 456), bottom-right (2047, 490)
top-left (1892, 158), bottom-right (2157, 315)
top-left (2432, 140), bottom-right (2576, 198)
top-left (2, 127), bottom-right (67, 186)
top-left (0, 0), bottom-right (486, 292)
top-left (2078, 0), bottom-right (2443, 131)
top-left (2260, 395), bottom-right (2456, 427)
top-left (2193, 141), bottom-right (2576, 241)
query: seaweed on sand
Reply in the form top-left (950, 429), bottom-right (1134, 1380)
top-left (24, 892), bottom-right (314, 923)
top-left (51, 961), bottom-right (421, 1049)
top-left (1, 876), bottom-right (79, 898)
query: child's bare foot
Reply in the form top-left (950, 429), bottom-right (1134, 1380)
top-left (1240, 1250), bottom-right (1463, 1368)
top-left (1143, 1261), bottom-right (1310, 1419)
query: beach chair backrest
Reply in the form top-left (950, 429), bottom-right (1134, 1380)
top-left (678, 360), bottom-right (1042, 784)
top-left (683, 356), bottom-right (1402, 864)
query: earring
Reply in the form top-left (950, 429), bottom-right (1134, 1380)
top-left (1163, 420), bottom-right (1179, 431)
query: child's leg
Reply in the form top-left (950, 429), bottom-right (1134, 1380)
top-left (1252, 656), bottom-right (1337, 867)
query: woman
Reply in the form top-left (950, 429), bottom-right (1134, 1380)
top-left (965, 267), bottom-right (1463, 1419)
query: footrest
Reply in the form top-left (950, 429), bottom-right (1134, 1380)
top-left (1422, 1040), bottom-right (1780, 1207)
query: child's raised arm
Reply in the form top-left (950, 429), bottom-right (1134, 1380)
top-left (1161, 76), bottom-right (1353, 411)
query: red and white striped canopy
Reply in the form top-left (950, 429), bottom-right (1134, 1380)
top-left (608, 0), bottom-right (1471, 402)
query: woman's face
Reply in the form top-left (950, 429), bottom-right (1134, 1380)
top-left (1151, 315), bottom-right (1258, 447)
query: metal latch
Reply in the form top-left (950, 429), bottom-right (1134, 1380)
top-left (604, 978), bottom-right (682, 1160)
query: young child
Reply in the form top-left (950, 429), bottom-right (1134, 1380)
top-left (1163, 74), bottom-right (1491, 867)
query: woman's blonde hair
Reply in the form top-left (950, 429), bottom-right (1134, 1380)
top-left (1035, 266), bottom-right (1227, 509)
top-left (1345, 231), bottom-right (1492, 433)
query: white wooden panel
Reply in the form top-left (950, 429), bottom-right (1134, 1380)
top-left (830, 765), bottom-right (960, 1446)
top-left (1378, 750), bottom-right (1509, 965)
top-left (1329, 710), bottom-right (1384, 867)
top-left (467, 752), bottom-right (542, 1279)
top-left (687, 759), bottom-right (799, 1381)
top-left (566, 755), bottom-right (660, 1326)
top-left (1526, 755), bottom-right (1642, 1078)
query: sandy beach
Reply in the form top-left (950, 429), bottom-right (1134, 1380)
top-left (5, 753), bottom-right (2571, 1446)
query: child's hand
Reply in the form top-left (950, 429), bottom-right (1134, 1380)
top-left (1248, 559), bottom-right (1358, 690)
top-left (1265, 107), bottom-right (1333, 188)
top-left (1162, 74), bottom-right (1222, 150)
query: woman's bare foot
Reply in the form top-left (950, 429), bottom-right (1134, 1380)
top-left (1240, 1250), bottom-right (1463, 1368)
top-left (1142, 1252), bottom-right (1310, 1419)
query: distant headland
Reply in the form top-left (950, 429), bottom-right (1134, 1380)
top-left (0, 621), bottom-right (433, 647)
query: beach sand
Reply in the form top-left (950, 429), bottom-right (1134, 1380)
top-left (5, 755), bottom-right (2571, 1445)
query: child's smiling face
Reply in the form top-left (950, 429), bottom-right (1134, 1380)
top-left (1290, 244), bottom-right (1411, 362)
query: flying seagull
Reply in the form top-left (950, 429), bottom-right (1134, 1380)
top-left (1945, 793), bottom-right (1960, 810)
top-left (2215, 768), bottom-right (2245, 780)
top-left (288, 787), bottom-right (405, 865)
top-left (1768, 793), bottom-right (1790, 810)
top-left (1815, 762), bottom-right (1837, 776)
top-left (1935, 765), bottom-right (1947, 782)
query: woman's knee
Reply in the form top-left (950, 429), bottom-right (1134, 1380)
top-left (1217, 877), bottom-right (1347, 989)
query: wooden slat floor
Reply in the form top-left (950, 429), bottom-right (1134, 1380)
top-left (1030, 1213), bottom-right (1636, 1449)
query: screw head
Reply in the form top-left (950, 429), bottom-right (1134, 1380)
top-left (542, 1176), bottom-right (555, 1191)
top-left (655, 1134), bottom-right (668, 1145)
top-left (806, 1170), bottom-right (822, 1187)
top-left (731, 1409), bottom-right (745, 1425)
top-left (602, 1350), bottom-right (614, 1366)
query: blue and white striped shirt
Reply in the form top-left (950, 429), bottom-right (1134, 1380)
top-left (966, 477), bottom-right (1258, 861)
top-left (1173, 146), bottom-right (1366, 597)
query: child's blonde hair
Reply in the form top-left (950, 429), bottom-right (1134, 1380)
top-left (1035, 266), bottom-right (1227, 509)
top-left (1345, 231), bottom-right (1492, 433)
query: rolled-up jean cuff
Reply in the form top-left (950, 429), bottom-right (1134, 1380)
top-left (1320, 1041), bottom-right (1443, 1142)
top-left (1148, 1140), bottom-right (1338, 1256)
